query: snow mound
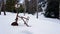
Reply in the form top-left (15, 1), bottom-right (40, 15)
top-left (0, 12), bottom-right (60, 34)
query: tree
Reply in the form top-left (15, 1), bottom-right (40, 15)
top-left (6, 0), bottom-right (17, 12)
top-left (37, 0), bottom-right (39, 19)
top-left (0, 0), bottom-right (6, 15)
top-left (18, 4), bottom-right (24, 13)
top-left (0, 0), bottom-right (2, 15)
top-left (44, 0), bottom-right (59, 18)
top-left (25, 0), bottom-right (37, 14)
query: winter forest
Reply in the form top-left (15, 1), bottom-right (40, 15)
top-left (0, 0), bottom-right (60, 34)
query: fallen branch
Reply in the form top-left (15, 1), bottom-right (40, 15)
top-left (18, 16), bottom-right (29, 27)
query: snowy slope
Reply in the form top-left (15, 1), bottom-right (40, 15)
top-left (0, 12), bottom-right (60, 34)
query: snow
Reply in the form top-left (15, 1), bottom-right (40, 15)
top-left (19, 0), bottom-right (24, 4)
top-left (0, 12), bottom-right (60, 34)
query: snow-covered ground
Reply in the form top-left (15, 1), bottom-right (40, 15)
top-left (0, 12), bottom-right (60, 34)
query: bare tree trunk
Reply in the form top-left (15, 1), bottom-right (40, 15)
top-left (0, 7), bottom-right (1, 15)
top-left (3, 5), bottom-right (6, 15)
top-left (0, 1), bottom-right (2, 15)
top-left (0, 4), bottom-right (1, 15)
top-left (0, 11), bottom-right (1, 15)
top-left (24, 0), bottom-right (26, 16)
top-left (37, 0), bottom-right (38, 19)
top-left (59, 4), bottom-right (60, 19)
top-left (3, 0), bottom-right (6, 15)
